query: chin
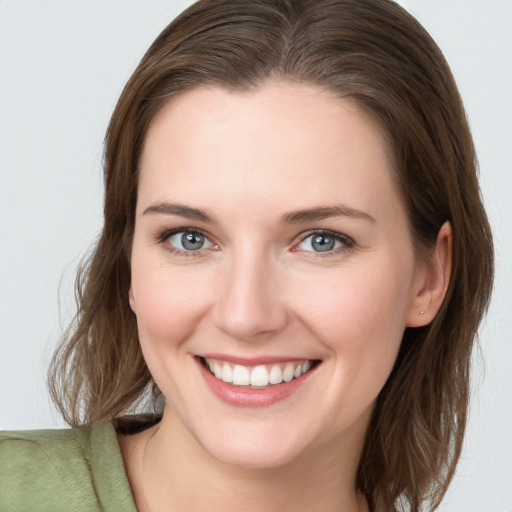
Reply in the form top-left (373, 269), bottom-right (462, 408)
top-left (181, 413), bottom-right (317, 470)
top-left (202, 435), bottom-right (308, 470)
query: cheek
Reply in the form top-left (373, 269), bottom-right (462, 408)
top-left (130, 261), bottom-right (216, 403)
top-left (131, 261), bottom-right (213, 349)
top-left (290, 257), bottom-right (414, 394)
top-left (294, 262), bottom-right (411, 340)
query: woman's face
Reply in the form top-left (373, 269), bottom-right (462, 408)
top-left (129, 82), bottom-right (427, 468)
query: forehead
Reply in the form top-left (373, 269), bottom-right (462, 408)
top-left (137, 82), bottom-right (401, 223)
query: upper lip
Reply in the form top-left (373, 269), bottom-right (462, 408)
top-left (197, 353), bottom-right (319, 366)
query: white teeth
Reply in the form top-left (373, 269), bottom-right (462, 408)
top-left (212, 361), bottom-right (223, 379)
top-left (232, 365), bottom-right (250, 386)
top-left (250, 365), bottom-right (269, 387)
top-left (221, 363), bottom-right (233, 383)
top-left (204, 358), bottom-right (314, 387)
top-left (282, 363), bottom-right (295, 382)
top-left (301, 360), bottom-right (311, 374)
top-left (269, 365), bottom-right (283, 384)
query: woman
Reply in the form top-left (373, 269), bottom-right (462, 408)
top-left (0, 0), bottom-right (494, 511)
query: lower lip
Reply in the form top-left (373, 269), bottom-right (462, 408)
top-left (197, 358), bottom-right (317, 408)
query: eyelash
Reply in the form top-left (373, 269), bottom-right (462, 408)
top-left (293, 229), bottom-right (355, 257)
top-left (156, 228), bottom-right (355, 258)
top-left (156, 228), bottom-right (218, 257)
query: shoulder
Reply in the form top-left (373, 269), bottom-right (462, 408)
top-left (0, 423), bottom-right (136, 512)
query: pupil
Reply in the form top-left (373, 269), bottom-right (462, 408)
top-left (312, 235), bottom-right (334, 252)
top-left (182, 232), bottom-right (204, 250)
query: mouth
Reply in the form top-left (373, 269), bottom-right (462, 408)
top-left (198, 356), bottom-right (319, 389)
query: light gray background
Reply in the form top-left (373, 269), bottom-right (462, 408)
top-left (1, 1), bottom-right (511, 510)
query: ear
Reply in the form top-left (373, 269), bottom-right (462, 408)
top-left (406, 221), bottom-right (452, 327)
top-left (129, 284), bottom-right (136, 313)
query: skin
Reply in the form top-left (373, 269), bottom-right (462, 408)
top-left (121, 82), bottom-right (451, 512)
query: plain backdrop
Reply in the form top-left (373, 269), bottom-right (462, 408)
top-left (1, 1), bottom-right (511, 511)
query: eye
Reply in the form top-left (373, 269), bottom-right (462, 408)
top-left (165, 230), bottom-right (214, 253)
top-left (295, 230), bottom-right (353, 254)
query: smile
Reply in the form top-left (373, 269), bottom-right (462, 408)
top-left (201, 357), bottom-right (314, 388)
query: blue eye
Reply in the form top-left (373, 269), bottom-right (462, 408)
top-left (296, 231), bottom-right (352, 254)
top-left (167, 231), bottom-right (213, 252)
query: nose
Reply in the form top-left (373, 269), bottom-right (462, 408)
top-left (211, 252), bottom-right (289, 341)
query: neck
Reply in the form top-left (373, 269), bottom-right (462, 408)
top-left (120, 408), bottom-right (368, 512)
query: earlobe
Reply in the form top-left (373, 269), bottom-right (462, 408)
top-left (406, 221), bottom-right (452, 327)
top-left (129, 284), bottom-right (136, 313)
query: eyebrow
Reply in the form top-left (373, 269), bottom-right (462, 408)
top-left (142, 202), bottom-right (216, 223)
top-left (142, 201), bottom-right (375, 225)
top-left (278, 205), bottom-right (375, 224)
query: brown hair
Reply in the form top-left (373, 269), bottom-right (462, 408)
top-left (48, 0), bottom-right (494, 510)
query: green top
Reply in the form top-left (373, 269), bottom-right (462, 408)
top-left (0, 422), bottom-right (137, 512)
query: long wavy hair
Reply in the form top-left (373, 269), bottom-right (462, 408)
top-left (48, 0), bottom-right (494, 510)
